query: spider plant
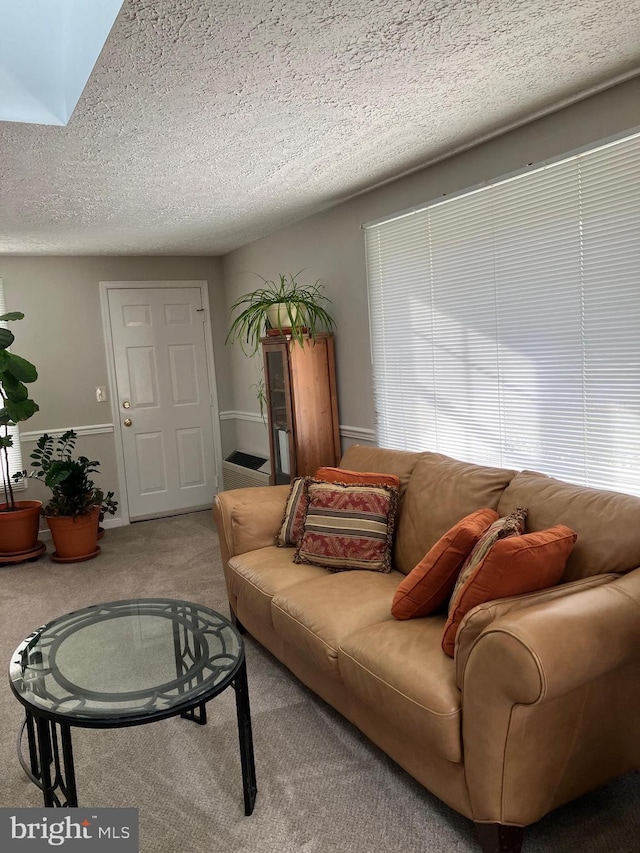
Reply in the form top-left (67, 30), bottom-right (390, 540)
top-left (226, 272), bottom-right (335, 355)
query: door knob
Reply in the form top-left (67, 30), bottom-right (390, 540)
top-left (122, 400), bottom-right (131, 409)
top-left (123, 418), bottom-right (132, 427)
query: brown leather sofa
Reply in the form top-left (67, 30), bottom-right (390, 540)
top-left (212, 444), bottom-right (640, 852)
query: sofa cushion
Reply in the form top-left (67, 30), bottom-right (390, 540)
top-left (442, 524), bottom-right (577, 656)
top-left (294, 480), bottom-right (399, 573)
top-left (498, 470), bottom-right (640, 581)
top-left (391, 508), bottom-right (500, 620)
top-left (228, 546), bottom-right (328, 627)
top-left (271, 571), bottom-right (400, 677)
top-left (338, 617), bottom-right (462, 763)
top-left (394, 453), bottom-right (517, 575)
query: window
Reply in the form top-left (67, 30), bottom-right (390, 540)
top-left (0, 280), bottom-right (26, 495)
top-left (365, 131), bottom-right (640, 496)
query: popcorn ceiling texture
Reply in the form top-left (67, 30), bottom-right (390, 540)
top-left (1, 0), bottom-right (640, 256)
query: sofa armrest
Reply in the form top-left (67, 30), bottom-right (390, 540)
top-left (454, 572), bottom-right (619, 689)
top-left (461, 569), bottom-right (640, 825)
top-left (212, 485), bottom-right (290, 566)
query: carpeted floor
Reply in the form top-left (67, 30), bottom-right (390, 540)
top-left (0, 511), bottom-right (638, 852)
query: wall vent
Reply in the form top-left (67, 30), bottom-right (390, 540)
top-left (222, 451), bottom-right (270, 490)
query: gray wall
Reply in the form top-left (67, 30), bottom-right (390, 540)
top-left (0, 255), bottom-right (229, 516)
top-left (222, 76), bottom-right (640, 458)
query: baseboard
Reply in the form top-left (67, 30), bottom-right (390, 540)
top-left (101, 517), bottom-right (127, 529)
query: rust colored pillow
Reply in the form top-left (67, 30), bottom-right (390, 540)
top-left (391, 508), bottom-right (499, 620)
top-left (441, 524), bottom-right (578, 657)
top-left (449, 507), bottom-right (528, 606)
top-left (315, 467), bottom-right (401, 489)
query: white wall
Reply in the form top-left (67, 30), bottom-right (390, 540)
top-left (222, 77), bottom-right (640, 457)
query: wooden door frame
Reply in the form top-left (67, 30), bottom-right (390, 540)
top-left (99, 280), bottom-right (224, 525)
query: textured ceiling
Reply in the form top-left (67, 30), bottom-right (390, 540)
top-left (2, 0), bottom-right (640, 256)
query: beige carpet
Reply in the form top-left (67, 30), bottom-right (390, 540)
top-left (0, 511), bottom-right (638, 852)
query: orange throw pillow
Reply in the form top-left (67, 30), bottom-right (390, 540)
top-left (391, 508), bottom-right (499, 620)
top-left (315, 467), bottom-right (401, 489)
top-left (441, 524), bottom-right (578, 657)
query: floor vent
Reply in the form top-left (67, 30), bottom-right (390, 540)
top-left (222, 459), bottom-right (270, 490)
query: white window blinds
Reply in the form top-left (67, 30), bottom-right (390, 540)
top-left (365, 132), bottom-right (640, 496)
top-left (0, 280), bottom-right (26, 496)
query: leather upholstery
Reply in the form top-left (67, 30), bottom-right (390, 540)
top-left (213, 447), bottom-right (640, 833)
top-left (498, 470), bottom-right (640, 580)
top-left (271, 571), bottom-right (399, 677)
top-left (462, 571), bottom-right (640, 823)
top-left (228, 545), bottom-right (327, 627)
top-left (339, 617), bottom-right (462, 762)
top-left (454, 572), bottom-right (618, 688)
top-left (395, 454), bottom-right (517, 575)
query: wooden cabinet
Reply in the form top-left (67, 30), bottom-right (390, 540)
top-left (262, 333), bottom-right (340, 485)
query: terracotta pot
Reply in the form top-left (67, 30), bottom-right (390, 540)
top-left (0, 500), bottom-right (42, 554)
top-left (46, 506), bottom-right (100, 562)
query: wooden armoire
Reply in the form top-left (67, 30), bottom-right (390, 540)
top-left (261, 333), bottom-right (340, 485)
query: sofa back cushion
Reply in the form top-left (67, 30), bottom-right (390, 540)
top-left (339, 445), bottom-right (424, 494)
top-left (497, 471), bottom-right (640, 580)
top-left (394, 454), bottom-right (517, 575)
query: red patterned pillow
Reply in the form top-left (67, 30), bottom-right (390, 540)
top-left (275, 478), bottom-right (309, 547)
top-left (294, 480), bottom-right (400, 572)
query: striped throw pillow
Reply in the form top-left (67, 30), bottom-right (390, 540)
top-left (294, 480), bottom-right (400, 573)
top-left (275, 477), bottom-right (309, 547)
top-left (448, 506), bottom-right (528, 608)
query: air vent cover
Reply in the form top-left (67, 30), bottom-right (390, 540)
top-left (225, 450), bottom-right (267, 470)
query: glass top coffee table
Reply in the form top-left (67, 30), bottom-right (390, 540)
top-left (9, 598), bottom-right (256, 814)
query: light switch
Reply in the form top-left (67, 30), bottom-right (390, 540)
top-left (96, 386), bottom-right (108, 402)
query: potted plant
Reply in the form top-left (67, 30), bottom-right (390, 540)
top-left (0, 311), bottom-right (43, 561)
top-left (20, 430), bottom-right (118, 563)
top-left (226, 272), bottom-right (335, 355)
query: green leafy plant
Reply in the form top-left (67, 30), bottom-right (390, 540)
top-left (226, 272), bottom-right (335, 355)
top-left (18, 430), bottom-right (118, 520)
top-left (0, 311), bottom-right (39, 511)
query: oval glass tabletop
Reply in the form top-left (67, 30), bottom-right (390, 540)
top-left (9, 598), bottom-right (243, 726)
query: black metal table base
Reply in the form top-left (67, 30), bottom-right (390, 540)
top-left (19, 711), bottom-right (78, 807)
top-left (234, 659), bottom-right (257, 816)
top-left (18, 659), bottom-right (257, 815)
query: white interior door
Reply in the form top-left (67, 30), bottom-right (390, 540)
top-left (107, 286), bottom-right (217, 520)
